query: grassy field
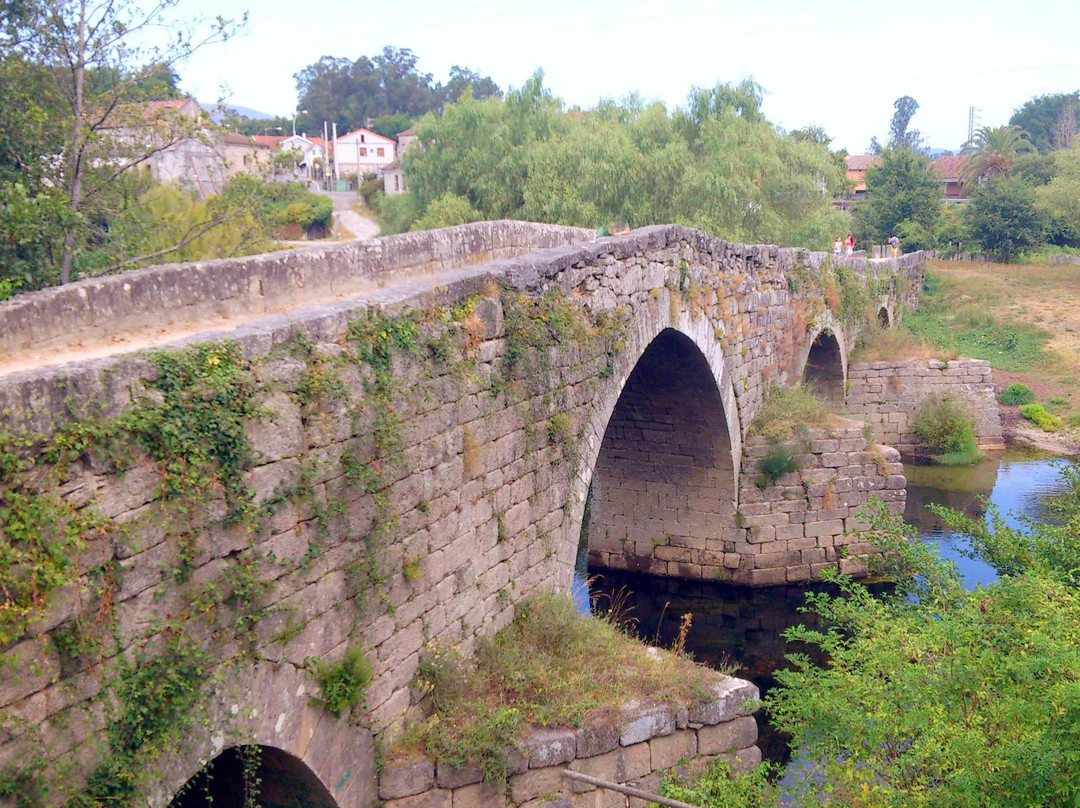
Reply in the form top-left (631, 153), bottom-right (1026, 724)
top-left (897, 259), bottom-right (1080, 429)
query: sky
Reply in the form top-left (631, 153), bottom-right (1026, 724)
top-left (176, 0), bottom-right (1080, 154)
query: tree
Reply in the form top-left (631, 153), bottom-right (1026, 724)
top-left (887, 95), bottom-right (922, 151)
top-left (1036, 142), bottom-right (1080, 246)
top-left (852, 147), bottom-right (939, 247)
top-left (767, 486), bottom-right (1080, 808)
top-left (442, 65), bottom-right (501, 106)
top-left (1009, 91), bottom-right (1080, 153)
top-left (1, 0), bottom-right (242, 283)
top-left (965, 175), bottom-right (1046, 260)
top-left (960, 124), bottom-right (1035, 186)
top-left (871, 95), bottom-right (923, 153)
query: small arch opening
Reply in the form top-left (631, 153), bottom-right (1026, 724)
top-left (169, 745), bottom-right (338, 808)
top-left (878, 307), bottom-right (891, 328)
top-left (803, 331), bottom-right (845, 407)
top-left (583, 328), bottom-right (735, 579)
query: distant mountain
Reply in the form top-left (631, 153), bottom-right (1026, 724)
top-left (200, 102), bottom-right (279, 122)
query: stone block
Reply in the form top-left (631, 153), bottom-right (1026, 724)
top-left (523, 727), bottom-right (576, 769)
top-left (575, 721), bottom-right (619, 758)
top-left (619, 701), bottom-right (676, 745)
top-left (697, 716), bottom-right (758, 755)
top-left (649, 729), bottom-right (696, 771)
top-left (436, 760), bottom-right (483, 789)
top-left (380, 757), bottom-right (436, 799)
top-left (452, 781), bottom-right (508, 808)
top-left (384, 789), bottom-right (452, 808)
top-left (687, 677), bottom-right (760, 725)
top-left (720, 745), bottom-right (763, 775)
top-left (509, 766), bottom-right (565, 804)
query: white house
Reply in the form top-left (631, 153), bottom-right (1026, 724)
top-left (277, 134), bottom-right (330, 183)
top-left (334, 127), bottom-right (396, 178)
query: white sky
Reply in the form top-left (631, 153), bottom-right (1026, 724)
top-left (175, 0), bottom-right (1080, 154)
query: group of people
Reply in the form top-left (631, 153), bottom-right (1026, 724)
top-left (832, 234), bottom-right (856, 257)
top-left (832, 234), bottom-right (901, 258)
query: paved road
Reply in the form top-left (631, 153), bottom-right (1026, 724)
top-left (327, 191), bottom-right (379, 240)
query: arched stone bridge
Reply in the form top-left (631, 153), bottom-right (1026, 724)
top-left (0, 222), bottom-right (923, 808)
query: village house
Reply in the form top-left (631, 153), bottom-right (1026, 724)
top-left (382, 129), bottom-right (417, 195)
top-left (98, 98), bottom-right (227, 196)
top-left (220, 133), bottom-right (284, 178)
top-left (931, 154), bottom-right (967, 201)
top-left (334, 127), bottom-right (396, 180)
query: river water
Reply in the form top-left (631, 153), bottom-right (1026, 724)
top-left (585, 448), bottom-right (1074, 764)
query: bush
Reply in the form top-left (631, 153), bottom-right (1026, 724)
top-left (749, 384), bottom-right (834, 442)
top-left (308, 645), bottom-right (373, 715)
top-left (912, 392), bottom-right (983, 466)
top-left (1019, 402), bottom-right (1063, 432)
top-left (757, 442), bottom-right (801, 489)
top-left (997, 382), bottom-right (1035, 405)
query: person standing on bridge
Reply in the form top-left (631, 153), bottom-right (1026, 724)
top-left (889, 234), bottom-right (900, 257)
top-left (844, 234), bottom-right (855, 257)
top-left (833, 237), bottom-right (843, 256)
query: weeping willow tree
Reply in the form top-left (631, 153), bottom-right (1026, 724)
top-left (394, 73), bottom-right (850, 248)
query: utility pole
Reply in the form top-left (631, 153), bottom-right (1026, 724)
top-left (967, 106), bottom-right (980, 145)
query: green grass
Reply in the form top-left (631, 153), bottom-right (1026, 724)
top-left (749, 384), bottom-right (837, 443)
top-left (901, 270), bottom-right (1056, 373)
top-left (396, 591), bottom-right (726, 782)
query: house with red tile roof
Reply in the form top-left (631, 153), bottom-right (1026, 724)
top-left (931, 154), bottom-right (968, 200)
top-left (844, 154), bottom-right (881, 196)
top-left (334, 128), bottom-right (396, 179)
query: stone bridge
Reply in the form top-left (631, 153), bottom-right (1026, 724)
top-left (0, 222), bottom-right (923, 808)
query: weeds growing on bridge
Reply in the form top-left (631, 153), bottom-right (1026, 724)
top-left (401, 591), bottom-right (727, 785)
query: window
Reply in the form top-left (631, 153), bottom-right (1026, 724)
top-left (360, 134), bottom-right (365, 143)
top-left (377, 147), bottom-right (385, 156)
top-left (394, 174), bottom-right (400, 191)
top-left (359, 147), bottom-right (367, 157)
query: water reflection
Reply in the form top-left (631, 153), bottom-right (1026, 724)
top-left (904, 449), bottom-right (1072, 587)
top-left (586, 448), bottom-right (1073, 765)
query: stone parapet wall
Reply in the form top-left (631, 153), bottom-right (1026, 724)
top-left (378, 677), bottom-right (760, 808)
top-left (846, 359), bottom-right (1004, 455)
top-left (0, 220), bottom-right (595, 357)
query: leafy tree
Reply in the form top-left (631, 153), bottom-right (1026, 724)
top-left (1, 0), bottom-right (242, 283)
top-left (852, 147), bottom-right (939, 247)
top-left (767, 487), bottom-right (1080, 808)
top-left (442, 65), bottom-right (502, 106)
top-left (887, 95), bottom-right (922, 151)
top-left (960, 124), bottom-right (1035, 186)
top-left (870, 95), bottom-right (923, 153)
top-left (965, 175), bottom-right (1046, 261)
top-left (402, 74), bottom-right (847, 248)
top-left (1009, 91), bottom-right (1080, 153)
top-left (293, 48), bottom-right (500, 135)
top-left (1036, 142), bottom-right (1080, 246)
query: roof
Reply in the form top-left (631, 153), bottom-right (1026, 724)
top-left (101, 97), bottom-right (202, 128)
top-left (845, 154), bottom-right (881, 171)
top-left (931, 154), bottom-right (966, 181)
top-left (337, 127), bottom-right (396, 144)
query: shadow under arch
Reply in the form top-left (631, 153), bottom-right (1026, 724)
top-left (581, 328), bottom-right (737, 578)
top-left (169, 745), bottom-right (339, 808)
top-left (878, 306), bottom-right (891, 328)
top-left (802, 330), bottom-right (845, 407)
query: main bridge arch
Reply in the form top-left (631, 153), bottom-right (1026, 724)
top-left (572, 312), bottom-right (743, 580)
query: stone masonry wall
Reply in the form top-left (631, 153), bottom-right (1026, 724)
top-left (846, 359), bottom-right (1004, 455)
top-left (588, 420), bottom-right (907, 586)
top-left (0, 224), bottom-right (924, 808)
top-left (378, 676), bottom-right (761, 808)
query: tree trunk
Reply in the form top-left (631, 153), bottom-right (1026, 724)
top-left (60, 0), bottom-right (88, 285)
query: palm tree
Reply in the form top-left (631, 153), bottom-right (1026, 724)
top-left (960, 125), bottom-right (1035, 186)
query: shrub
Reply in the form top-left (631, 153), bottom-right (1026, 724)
top-left (309, 645), bottom-right (373, 715)
top-left (997, 382), bottom-right (1035, 405)
top-left (1020, 402), bottom-right (1063, 432)
top-left (757, 442), bottom-right (801, 489)
top-left (911, 392), bottom-right (983, 466)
